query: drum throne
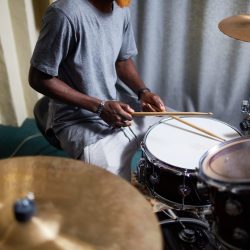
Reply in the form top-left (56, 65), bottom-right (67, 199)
top-left (33, 96), bottom-right (61, 149)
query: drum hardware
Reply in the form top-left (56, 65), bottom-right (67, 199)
top-left (240, 98), bottom-right (250, 135)
top-left (196, 181), bottom-right (209, 196)
top-left (157, 208), bottom-right (225, 250)
top-left (225, 199), bottom-right (243, 216)
top-left (241, 99), bottom-right (250, 115)
top-left (149, 172), bottom-right (160, 185)
top-left (179, 228), bottom-right (196, 243)
top-left (232, 228), bottom-right (249, 245)
top-left (231, 185), bottom-right (250, 194)
top-left (136, 157), bottom-right (147, 183)
top-left (212, 224), bottom-right (250, 250)
top-left (181, 171), bottom-right (190, 193)
top-left (179, 171), bottom-right (192, 209)
top-left (179, 185), bottom-right (192, 197)
top-left (159, 208), bottom-right (211, 245)
top-left (160, 216), bottom-right (201, 227)
top-left (13, 193), bottom-right (36, 223)
top-left (159, 209), bottom-right (210, 229)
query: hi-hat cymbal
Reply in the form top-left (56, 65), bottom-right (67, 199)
top-left (218, 14), bottom-right (250, 42)
top-left (0, 156), bottom-right (163, 250)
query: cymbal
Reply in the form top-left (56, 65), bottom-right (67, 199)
top-left (0, 156), bottom-right (163, 250)
top-left (218, 14), bottom-right (250, 42)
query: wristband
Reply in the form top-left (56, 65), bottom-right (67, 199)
top-left (137, 88), bottom-right (151, 100)
top-left (96, 100), bottom-right (105, 117)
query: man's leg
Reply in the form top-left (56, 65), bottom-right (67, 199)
top-left (82, 115), bottom-right (165, 180)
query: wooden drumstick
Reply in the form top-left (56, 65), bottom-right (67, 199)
top-left (170, 115), bottom-right (226, 142)
top-left (132, 111), bottom-right (213, 116)
top-left (135, 104), bottom-right (225, 142)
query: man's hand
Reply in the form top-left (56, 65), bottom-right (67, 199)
top-left (100, 100), bottom-right (134, 128)
top-left (140, 92), bottom-right (166, 112)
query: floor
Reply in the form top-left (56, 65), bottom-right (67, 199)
top-left (0, 119), bottom-right (68, 159)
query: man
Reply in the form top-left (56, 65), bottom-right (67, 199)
top-left (29, 0), bottom-right (166, 180)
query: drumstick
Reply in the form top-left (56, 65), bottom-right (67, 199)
top-left (137, 104), bottom-right (225, 141)
top-left (170, 115), bottom-right (226, 142)
top-left (132, 111), bottom-right (213, 116)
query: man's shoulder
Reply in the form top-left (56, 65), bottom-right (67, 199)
top-left (48, 0), bottom-right (88, 19)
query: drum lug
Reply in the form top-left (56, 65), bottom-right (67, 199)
top-left (197, 182), bottom-right (208, 196)
top-left (140, 141), bottom-right (146, 151)
top-left (178, 185), bottom-right (191, 197)
top-left (149, 172), bottom-right (160, 185)
top-left (136, 158), bottom-right (146, 184)
top-left (232, 228), bottom-right (249, 243)
top-left (231, 186), bottom-right (250, 194)
top-left (218, 186), bottom-right (228, 192)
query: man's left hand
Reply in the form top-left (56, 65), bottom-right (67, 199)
top-left (140, 92), bottom-right (166, 112)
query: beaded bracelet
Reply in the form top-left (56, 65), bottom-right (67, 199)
top-left (96, 100), bottom-right (105, 117)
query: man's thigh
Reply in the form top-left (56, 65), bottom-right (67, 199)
top-left (82, 128), bottom-right (138, 180)
top-left (82, 116), bottom-right (165, 179)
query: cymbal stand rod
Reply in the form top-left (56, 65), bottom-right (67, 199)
top-left (162, 209), bottom-right (186, 229)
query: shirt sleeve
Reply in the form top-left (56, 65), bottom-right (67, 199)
top-left (30, 7), bottom-right (74, 76)
top-left (118, 9), bottom-right (138, 61)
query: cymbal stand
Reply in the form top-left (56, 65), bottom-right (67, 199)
top-left (240, 98), bottom-right (250, 136)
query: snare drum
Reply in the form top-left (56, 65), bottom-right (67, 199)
top-left (199, 137), bottom-right (250, 249)
top-left (138, 117), bottom-right (241, 210)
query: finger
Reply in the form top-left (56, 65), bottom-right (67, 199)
top-left (141, 103), bottom-right (156, 112)
top-left (116, 104), bottom-right (134, 121)
top-left (150, 96), bottom-right (166, 111)
top-left (121, 103), bottom-right (134, 114)
top-left (116, 120), bottom-right (132, 127)
top-left (147, 103), bottom-right (157, 111)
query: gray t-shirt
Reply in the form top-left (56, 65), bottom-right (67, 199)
top-left (31, 0), bottom-right (138, 149)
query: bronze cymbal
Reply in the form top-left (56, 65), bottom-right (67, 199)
top-left (218, 14), bottom-right (250, 42)
top-left (0, 156), bottom-right (163, 250)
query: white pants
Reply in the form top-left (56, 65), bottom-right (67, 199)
top-left (81, 116), bottom-right (163, 180)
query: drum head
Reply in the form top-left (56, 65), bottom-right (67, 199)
top-left (143, 117), bottom-right (240, 170)
top-left (200, 137), bottom-right (250, 183)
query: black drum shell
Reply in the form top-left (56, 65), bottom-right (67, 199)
top-left (139, 117), bottom-right (241, 210)
top-left (199, 137), bottom-right (250, 249)
top-left (142, 158), bottom-right (211, 209)
top-left (205, 185), bottom-right (250, 249)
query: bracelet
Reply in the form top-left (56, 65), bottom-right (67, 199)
top-left (137, 88), bottom-right (151, 100)
top-left (96, 100), bottom-right (105, 117)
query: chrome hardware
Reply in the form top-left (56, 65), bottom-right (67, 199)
top-left (225, 199), bottom-right (243, 216)
top-left (240, 98), bottom-right (250, 134)
top-left (233, 228), bottom-right (249, 242)
top-left (179, 185), bottom-right (191, 197)
top-left (149, 172), bottom-right (160, 185)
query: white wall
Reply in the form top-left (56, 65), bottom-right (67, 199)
top-left (0, 0), bottom-right (50, 126)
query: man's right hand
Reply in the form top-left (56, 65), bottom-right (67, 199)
top-left (100, 100), bottom-right (134, 128)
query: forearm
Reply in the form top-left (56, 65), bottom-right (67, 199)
top-left (116, 58), bottom-right (148, 94)
top-left (116, 59), bottom-right (166, 111)
top-left (29, 67), bottom-right (100, 113)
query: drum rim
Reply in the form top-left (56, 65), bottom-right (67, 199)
top-left (199, 136), bottom-right (250, 186)
top-left (142, 116), bottom-right (241, 173)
